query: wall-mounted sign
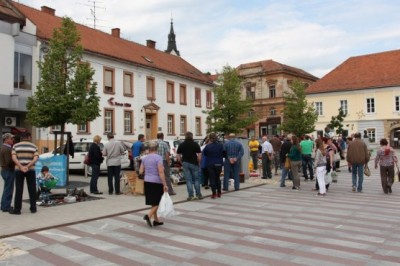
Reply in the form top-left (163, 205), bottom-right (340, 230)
top-left (108, 97), bottom-right (131, 107)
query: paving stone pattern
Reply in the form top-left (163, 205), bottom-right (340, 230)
top-left (1, 162), bottom-right (400, 265)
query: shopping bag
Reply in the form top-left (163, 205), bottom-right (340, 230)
top-left (331, 170), bottom-right (338, 183)
top-left (157, 192), bottom-right (175, 218)
top-left (284, 157), bottom-right (291, 169)
top-left (396, 164), bottom-right (400, 182)
top-left (325, 171), bottom-right (332, 184)
top-left (364, 165), bottom-right (371, 177)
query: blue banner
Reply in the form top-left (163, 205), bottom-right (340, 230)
top-left (35, 155), bottom-right (67, 187)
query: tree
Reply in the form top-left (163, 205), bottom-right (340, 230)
top-left (204, 65), bottom-right (256, 134)
top-left (326, 107), bottom-right (346, 134)
top-left (280, 80), bottom-right (317, 136)
top-left (27, 17), bottom-right (100, 149)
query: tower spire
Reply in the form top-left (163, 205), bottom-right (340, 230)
top-left (165, 18), bottom-right (180, 56)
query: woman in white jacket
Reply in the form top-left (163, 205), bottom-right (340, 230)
top-left (314, 139), bottom-right (327, 196)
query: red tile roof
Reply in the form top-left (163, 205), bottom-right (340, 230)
top-left (0, 0), bottom-right (25, 26)
top-left (306, 49), bottom-right (400, 94)
top-left (12, 2), bottom-right (213, 86)
top-left (237, 59), bottom-right (318, 81)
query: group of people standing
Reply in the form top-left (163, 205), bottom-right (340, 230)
top-left (253, 131), bottom-right (396, 196)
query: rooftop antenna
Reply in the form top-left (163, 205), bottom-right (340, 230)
top-left (78, 0), bottom-right (106, 29)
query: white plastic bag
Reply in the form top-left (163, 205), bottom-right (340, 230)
top-left (157, 192), bottom-right (175, 218)
top-left (325, 171), bottom-right (332, 184)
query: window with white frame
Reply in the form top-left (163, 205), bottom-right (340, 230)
top-left (124, 111), bottom-right (133, 133)
top-left (77, 122), bottom-right (89, 133)
top-left (366, 98), bottom-right (375, 113)
top-left (366, 128), bottom-right (376, 142)
top-left (195, 117), bottom-right (201, 136)
top-left (270, 107), bottom-right (276, 116)
top-left (315, 102), bottom-right (323, 115)
top-left (51, 125), bottom-right (61, 132)
top-left (340, 100), bottom-right (348, 115)
top-left (269, 85), bottom-right (276, 98)
top-left (180, 115), bottom-right (187, 135)
top-left (167, 114), bottom-right (175, 135)
top-left (395, 96), bottom-right (400, 112)
top-left (246, 85), bottom-right (255, 100)
top-left (104, 109), bottom-right (114, 133)
top-left (14, 52), bottom-right (32, 90)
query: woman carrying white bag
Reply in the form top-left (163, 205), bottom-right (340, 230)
top-left (314, 139), bottom-right (327, 196)
top-left (139, 141), bottom-right (168, 228)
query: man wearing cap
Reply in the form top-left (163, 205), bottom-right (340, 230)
top-left (223, 133), bottom-right (244, 191)
top-left (0, 133), bottom-right (15, 212)
top-left (103, 133), bottom-right (125, 195)
top-left (10, 132), bottom-right (39, 214)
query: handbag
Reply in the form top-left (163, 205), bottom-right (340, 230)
top-left (83, 153), bottom-right (90, 165)
top-left (364, 164), bottom-right (371, 177)
top-left (284, 157), bottom-right (291, 169)
top-left (157, 192), bottom-right (175, 218)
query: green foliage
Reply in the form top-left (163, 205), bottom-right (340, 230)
top-left (327, 107), bottom-right (346, 134)
top-left (27, 17), bottom-right (100, 144)
top-left (203, 65), bottom-right (256, 134)
top-left (280, 80), bottom-right (317, 136)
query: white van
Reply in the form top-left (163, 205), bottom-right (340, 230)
top-left (40, 138), bottom-right (131, 173)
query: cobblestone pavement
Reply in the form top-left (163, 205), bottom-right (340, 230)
top-left (1, 161), bottom-right (400, 265)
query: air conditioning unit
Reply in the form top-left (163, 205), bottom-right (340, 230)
top-left (5, 117), bottom-right (16, 127)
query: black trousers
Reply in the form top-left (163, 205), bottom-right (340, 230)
top-left (14, 169), bottom-right (37, 212)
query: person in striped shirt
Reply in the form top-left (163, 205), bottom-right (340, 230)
top-left (10, 132), bottom-right (39, 215)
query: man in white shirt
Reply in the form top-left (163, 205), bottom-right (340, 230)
top-left (103, 133), bottom-right (125, 195)
top-left (261, 135), bottom-right (274, 179)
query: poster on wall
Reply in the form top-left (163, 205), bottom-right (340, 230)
top-left (35, 155), bottom-right (67, 186)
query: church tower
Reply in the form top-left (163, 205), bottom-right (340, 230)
top-left (165, 19), bottom-right (180, 56)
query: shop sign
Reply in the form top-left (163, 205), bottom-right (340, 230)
top-left (108, 97), bottom-right (131, 107)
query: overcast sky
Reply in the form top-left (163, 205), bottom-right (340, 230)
top-left (18, 0), bottom-right (400, 78)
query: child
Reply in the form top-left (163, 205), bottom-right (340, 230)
top-left (37, 166), bottom-right (57, 203)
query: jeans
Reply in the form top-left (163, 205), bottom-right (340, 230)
top-left (223, 161), bottom-right (240, 190)
top-left (262, 153), bottom-right (272, 178)
top-left (352, 163), bottom-right (364, 192)
top-left (302, 154), bottom-right (314, 180)
top-left (207, 164), bottom-right (222, 194)
top-left (14, 170), bottom-right (37, 212)
top-left (280, 163), bottom-right (293, 186)
top-left (107, 165), bottom-right (121, 194)
top-left (182, 162), bottom-right (201, 197)
top-left (90, 164), bottom-right (100, 193)
top-left (1, 169), bottom-right (15, 210)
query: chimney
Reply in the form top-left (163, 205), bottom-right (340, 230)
top-left (41, 6), bottom-right (55, 16)
top-left (146, 40), bottom-right (156, 49)
top-left (111, 28), bottom-right (120, 38)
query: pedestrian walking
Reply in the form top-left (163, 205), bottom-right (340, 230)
top-left (223, 133), bottom-right (244, 191)
top-left (347, 132), bottom-right (370, 193)
top-left (270, 135), bottom-right (282, 176)
top-left (374, 138), bottom-right (397, 194)
top-left (103, 133), bottom-right (125, 195)
top-left (10, 132), bottom-right (39, 214)
top-left (177, 132), bottom-right (203, 200)
top-left (140, 141), bottom-right (168, 227)
top-left (1, 133), bottom-right (15, 212)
